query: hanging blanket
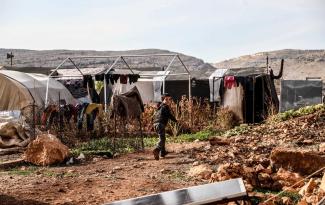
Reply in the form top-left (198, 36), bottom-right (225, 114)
top-left (112, 86), bottom-right (144, 119)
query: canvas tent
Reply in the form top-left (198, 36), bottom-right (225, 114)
top-left (0, 70), bottom-right (76, 111)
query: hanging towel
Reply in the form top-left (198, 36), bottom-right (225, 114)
top-left (128, 74), bottom-right (140, 84)
top-left (209, 78), bottom-right (222, 102)
top-left (120, 75), bottom-right (128, 84)
top-left (209, 69), bottom-right (228, 102)
top-left (224, 76), bottom-right (237, 89)
top-left (95, 74), bottom-right (104, 81)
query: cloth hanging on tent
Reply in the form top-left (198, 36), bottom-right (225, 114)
top-left (77, 103), bottom-right (89, 130)
top-left (112, 86), bottom-right (144, 119)
top-left (85, 103), bottom-right (103, 115)
top-left (153, 71), bottom-right (170, 102)
top-left (128, 74), bottom-right (140, 84)
top-left (83, 75), bottom-right (93, 88)
top-left (224, 76), bottom-right (237, 89)
top-left (209, 69), bottom-right (228, 102)
top-left (119, 75), bottom-right (128, 84)
top-left (95, 74), bottom-right (104, 81)
top-left (222, 84), bottom-right (244, 122)
top-left (209, 78), bottom-right (222, 102)
top-left (105, 74), bottom-right (120, 85)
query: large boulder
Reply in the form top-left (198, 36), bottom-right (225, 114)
top-left (270, 148), bottom-right (325, 175)
top-left (24, 134), bottom-right (70, 166)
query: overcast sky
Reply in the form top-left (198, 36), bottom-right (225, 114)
top-left (0, 0), bottom-right (324, 62)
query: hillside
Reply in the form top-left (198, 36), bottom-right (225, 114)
top-left (214, 49), bottom-right (325, 82)
top-left (0, 48), bottom-right (215, 75)
top-left (1, 48), bottom-right (324, 85)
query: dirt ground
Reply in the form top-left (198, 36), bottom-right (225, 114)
top-left (0, 142), bottom-right (209, 205)
top-left (1, 108), bottom-right (325, 205)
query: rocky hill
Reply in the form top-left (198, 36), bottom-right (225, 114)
top-left (0, 48), bottom-right (215, 75)
top-left (1, 48), bottom-right (324, 84)
top-left (214, 49), bottom-right (325, 82)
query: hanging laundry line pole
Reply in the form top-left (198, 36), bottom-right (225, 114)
top-left (104, 56), bottom-right (122, 112)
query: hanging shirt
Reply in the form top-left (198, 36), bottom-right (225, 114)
top-left (120, 75), bottom-right (128, 84)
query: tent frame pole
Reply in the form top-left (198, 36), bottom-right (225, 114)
top-left (48, 54), bottom-right (191, 107)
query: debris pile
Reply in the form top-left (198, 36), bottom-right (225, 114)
top-left (0, 121), bottom-right (31, 149)
top-left (185, 107), bottom-right (325, 204)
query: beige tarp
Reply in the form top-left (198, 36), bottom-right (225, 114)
top-left (0, 70), bottom-right (77, 111)
top-left (222, 84), bottom-right (244, 122)
top-left (0, 74), bottom-right (33, 110)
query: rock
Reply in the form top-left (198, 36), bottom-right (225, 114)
top-left (320, 143), bottom-right (325, 152)
top-left (92, 157), bottom-right (101, 162)
top-left (305, 195), bottom-right (318, 204)
top-left (320, 173), bottom-right (325, 192)
top-left (302, 139), bottom-right (313, 145)
top-left (159, 168), bottom-right (171, 174)
top-left (270, 148), bottom-right (325, 175)
top-left (281, 196), bottom-right (292, 205)
top-left (113, 166), bottom-right (122, 171)
top-left (245, 183), bottom-right (254, 192)
top-left (297, 198), bottom-right (308, 205)
top-left (188, 164), bottom-right (213, 180)
top-left (192, 161), bottom-right (200, 166)
top-left (255, 164), bottom-right (265, 172)
top-left (24, 134), bottom-right (70, 166)
top-left (209, 137), bottom-right (230, 146)
top-left (258, 172), bottom-right (274, 188)
top-left (299, 178), bottom-right (317, 196)
top-left (272, 168), bottom-right (304, 188)
top-left (133, 164), bottom-right (140, 168)
top-left (67, 169), bottom-right (75, 174)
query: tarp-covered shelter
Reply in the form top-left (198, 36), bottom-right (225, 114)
top-left (280, 79), bottom-right (323, 112)
top-left (209, 67), bottom-right (280, 123)
top-left (0, 70), bottom-right (76, 111)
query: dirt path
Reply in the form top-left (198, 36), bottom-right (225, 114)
top-left (0, 142), bottom-right (208, 205)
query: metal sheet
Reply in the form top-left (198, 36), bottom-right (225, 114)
top-left (280, 80), bottom-right (323, 112)
top-left (103, 178), bottom-right (246, 205)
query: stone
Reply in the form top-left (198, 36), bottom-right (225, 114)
top-left (272, 168), bottom-right (304, 188)
top-left (302, 139), bottom-right (313, 145)
top-left (24, 134), bottom-right (70, 166)
top-left (281, 196), bottom-right (292, 205)
top-left (305, 195), bottom-right (318, 204)
top-left (188, 164), bottom-right (213, 180)
top-left (159, 168), bottom-right (171, 174)
top-left (255, 164), bottom-right (265, 172)
top-left (67, 169), bottom-right (76, 174)
top-left (319, 143), bottom-right (325, 152)
top-left (270, 148), bottom-right (325, 175)
top-left (319, 172), bottom-right (325, 192)
top-left (299, 178), bottom-right (317, 196)
top-left (297, 198), bottom-right (308, 205)
top-left (192, 161), bottom-right (200, 166)
top-left (113, 166), bottom-right (122, 171)
top-left (209, 137), bottom-right (230, 146)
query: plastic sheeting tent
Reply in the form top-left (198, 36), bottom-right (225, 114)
top-left (0, 70), bottom-right (76, 111)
